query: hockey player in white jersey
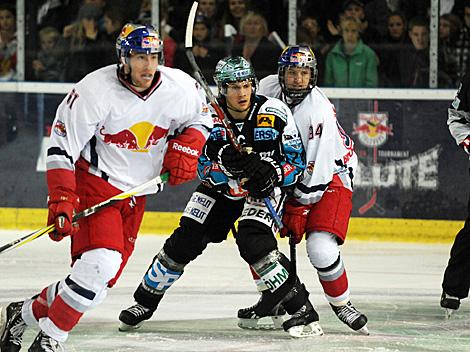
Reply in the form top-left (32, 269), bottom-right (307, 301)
top-left (238, 45), bottom-right (369, 334)
top-left (0, 24), bottom-right (212, 351)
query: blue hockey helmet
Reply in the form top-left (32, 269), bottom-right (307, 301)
top-left (278, 45), bottom-right (317, 101)
top-left (116, 23), bottom-right (164, 64)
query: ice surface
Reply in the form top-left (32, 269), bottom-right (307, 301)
top-left (1, 230), bottom-right (469, 351)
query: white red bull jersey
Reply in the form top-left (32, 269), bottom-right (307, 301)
top-left (47, 65), bottom-right (212, 193)
top-left (259, 74), bottom-right (357, 204)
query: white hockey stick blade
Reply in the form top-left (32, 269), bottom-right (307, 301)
top-left (185, 2), bottom-right (199, 48)
top-left (287, 321), bottom-right (324, 338)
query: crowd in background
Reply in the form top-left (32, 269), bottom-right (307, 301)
top-left (0, 0), bottom-right (469, 88)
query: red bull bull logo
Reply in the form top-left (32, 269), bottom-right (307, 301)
top-left (353, 112), bottom-right (393, 148)
top-left (290, 52), bottom-right (307, 64)
top-left (100, 121), bottom-right (168, 152)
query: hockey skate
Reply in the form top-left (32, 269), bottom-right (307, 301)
top-left (118, 303), bottom-right (155, 331)
top-left (282, 301), bottom-right (323, 338)
top-left (237, 300), bottom-right (286, 330)
top-left (440, 291), bottom-right (460, 319)
top-left (331, 301), bottom-right (369, 335)
top-left (0, 301), bottom-right (27, 352)
top-left (28, 331), bottom-right (64, 352)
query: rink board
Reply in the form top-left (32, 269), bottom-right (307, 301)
top-left (0, 207), bottom-right (463, 243)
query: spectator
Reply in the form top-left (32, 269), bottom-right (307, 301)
top-left (157, 1), bottom-right (179, 67)
top-left (135, 0), bottom-right (151, 25)
top-left (232, 11), bottom-right (281, 79)
top-left (174, 14), bottom-right (224, 83)
top-left (454, 3), bottom-right (470, 81)
top-left (32, 26), bottom-right (66, 81)
top-left (198, 0), bottom-right (222, 40)
top-left (297, 14), bottom-right (328, 55)
top-left (36, 0), bottom-right (75, 32)
top-left (0, 4), bottom-right (16, 81)
top-left (439, 13), bottom-right (462, 87)
top-left (99, 6), bottom-right (126, 66)
top-left (324, 16), bottom-right (378, 87)
top-left (63, 3), bottom-right (106, 82)
top-left (397, 17), bottom-right (430, 87)
top-left (342, 0), bottom-right (381, 45)
top-left (220, 0), bottom-right (250, 39)
top-left (378, 12), bottom-right (407, 86)
top-left (297, 14), bottom-right (328, 84)
top-left (364, 0), bottom-right (403, 37)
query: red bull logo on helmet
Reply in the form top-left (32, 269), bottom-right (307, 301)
top-left (141, 36), bottom-right (160, 49)
top-left (353, 112), bottom-right (393, 148)
top-left (100, 121), bottom-right (168, 152)
top-left (290, 52), bottom-right (307, 64)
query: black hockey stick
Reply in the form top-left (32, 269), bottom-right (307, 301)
top-left (184, 1), bottom-right (284, 231)
top-left (0, 173), bottom-right (169, 255)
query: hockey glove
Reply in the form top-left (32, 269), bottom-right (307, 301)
top-left (243, 158), bottom-right (283, 199)
top-left (217, 144), bottom-right (254, 178)
top-left (280, 199), bottom-right (310, 244)
top-left (47, 189), bottom-right (80, 241)
top-left (460, 135), bottom-right (470, 154)
top-left (163, 128), bottom-right (206, 185)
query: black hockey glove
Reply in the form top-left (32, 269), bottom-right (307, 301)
top-left (217, 144), bottom-right (249, 178)
top-left (243, 158), bottom-right (283, 199)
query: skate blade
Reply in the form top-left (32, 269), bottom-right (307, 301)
top-left (287, 321), bottom-right (324, 338)
top-left (238, 315), bottom-right (285, 330)
top-left (444, 308), bottom-right (454, 320)
top-left (356, 324), bottom-right (370, 335)
top-left (118, 321), bottom-right (144, 332)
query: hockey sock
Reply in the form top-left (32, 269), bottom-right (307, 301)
top-left (252, 250), bottom-right (308, 315)
top-left (135, 249), bottom-right (185, 310)
top-left (31, 283), bottom-right (59, 322)
top-left (307, 232), bottom-right (350, 305)
top-left (249, 265), bottom-right (268, 291)
top-left (40, 249), bottom-right (121, 342)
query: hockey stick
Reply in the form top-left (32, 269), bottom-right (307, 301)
top-left (185, 1), bottom-right (284, 231)
top-left (0, 173), bottom-right (169, 255)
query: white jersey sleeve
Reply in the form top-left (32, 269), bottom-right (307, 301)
top-left (47, 72), bottom-right (109, 173)
top-left (259, 74), bottom-right (283, 100)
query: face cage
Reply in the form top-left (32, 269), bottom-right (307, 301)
top-left (279, 65), bottom-right (316, 100)
top-left (216, 77), bottom-right (258, 97)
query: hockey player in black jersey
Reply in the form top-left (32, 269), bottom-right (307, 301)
top-left (441, 72), bottom-right (470, 318)
top-left (118, 56), bottom-right (324, 337)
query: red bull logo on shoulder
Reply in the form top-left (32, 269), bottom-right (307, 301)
top-left (353, 112), bottom-right (393, 148)
top-left (100, 121), bottom-right (168, 152)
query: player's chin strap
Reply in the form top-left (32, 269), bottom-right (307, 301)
top-left (0, 173), bottom-right (169, 255)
